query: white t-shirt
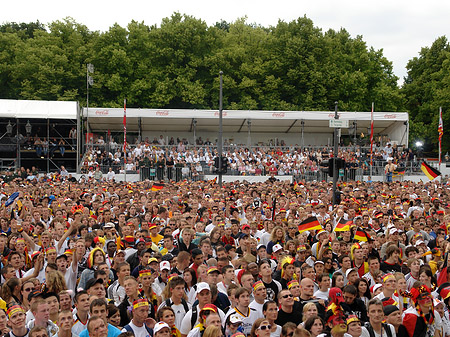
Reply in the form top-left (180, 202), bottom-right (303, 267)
top-left (121, 321), bottom-right (151, 337)
top-left (313, 289), bottom-right (329, 300)
top-left (157, 300), bottom-right (191, 330)
top-left (180, 305), bottom-right (226, 335)
top-left (249, 300), bottom-right (266, 318)
top-left (361, 324), bottom-right (396, 337)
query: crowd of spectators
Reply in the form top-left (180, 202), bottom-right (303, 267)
top-left (0, 174), bottom-right (448, 336)
top-left (80, 136), bottom-right (418, 181)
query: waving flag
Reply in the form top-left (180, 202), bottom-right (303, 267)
top-left (354, 228), bottom-right (370, 242)
top-left (298, 216), bottom-right (322, 233)
top-left (334, 219), bottom-right (352, 232)
top-left (421, 161), bottom-right (441, 181)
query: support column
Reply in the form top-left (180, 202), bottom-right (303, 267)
top-left (247, 119), bottom-right (251, 148)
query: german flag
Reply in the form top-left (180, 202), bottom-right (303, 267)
top-left (151, 182), bottom-right (164, 191)
top-left (298, 216), bottom-right (322, 233)
top-left (393, 167), bottom-right (406, 177)
top-left (354, 228), bottom-right (369, 242)
top-left (334, 219), bottom-right (352, 232)
top-left (421, 162), bottom-right (441, 181)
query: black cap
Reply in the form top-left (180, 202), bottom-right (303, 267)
top-left (162, 253), bottom-right (174, 261)
top-left (42, 292), bottom-right (59, 301)
top-left (85, 278), bottom-right (104, 290)
top-left (28, 290), bottom-right (43, 302)
top-left (383, 305), bottom-right (399, 316)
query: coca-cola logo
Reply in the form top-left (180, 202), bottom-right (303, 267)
top-left (214, 111), bottom-right (228, 117)
top-left (156, 110), bottom-right (169, 116)
top-left (328, 113), bottom-right (342, 118)
top-left (95, 110), bottom-right (109, 115)
top-left (272, 112), bottom-right (285, 118)
top-left (384, 114), bottom-right (397, 119)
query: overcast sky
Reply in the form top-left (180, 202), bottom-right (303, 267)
top-left (2, 0), bottom-right (449, 85)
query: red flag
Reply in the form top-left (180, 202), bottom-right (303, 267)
top-left (298, 216), bottom-right (322, 233)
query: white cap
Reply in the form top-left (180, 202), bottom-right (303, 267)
top-left (154, 322), bottom-right (170, 334)
top-left (346, 268), bottom-right (358, 279)
top-left (372, 284), bottom-right (383, 293)
top-left (416, 240), bottom-right (425, 246)
top-left (160, 261), bottom-right (170, 271)
top-left (229, 314), bottom-right (243, 324)
top-left (389, 228), bottom-right (398, 235)
top-left (196, 282), bottom-right (211, 294)
top-left (272, 244), bottom-right (283, 253)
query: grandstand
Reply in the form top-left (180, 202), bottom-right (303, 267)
top-left (0, 99), bottom-right (415, 182)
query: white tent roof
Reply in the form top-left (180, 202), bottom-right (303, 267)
top-left (84, 107), bottom-right (408, 136)
top-left (0, 99), bottom-right (78, 119)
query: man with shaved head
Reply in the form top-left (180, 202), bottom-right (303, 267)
top-left (298, 278), bottom-right (326, 322)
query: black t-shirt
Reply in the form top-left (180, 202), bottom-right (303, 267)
top-left (380, 261), bottom-right (402, 274)
top-left (262, 279), bottom-right (280, 302)
top-left (275, 301), bottom-right (303, 326)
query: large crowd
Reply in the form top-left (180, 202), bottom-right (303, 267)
top-left (0, 174), bottom-right (447, 337)
top-left (80, 137), bottom-right (416, 180)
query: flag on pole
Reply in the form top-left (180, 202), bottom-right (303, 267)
top-left (439, 107), bottom-right (443, 165)
top-left (370, 102), bottom-right (374, 166)
top-left (421, 161), bottom-right (441, 180)
top-left (123, 99), bottom-right (127, 155)
top-left (298, 216), bottom-right (322, 233)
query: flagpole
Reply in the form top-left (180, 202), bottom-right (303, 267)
top-left (439, 106), bottom-right (443, 172)
top-left (124, 99), bottom-right (127, 183)
top-left (370, 102), bottom-right (374, 179)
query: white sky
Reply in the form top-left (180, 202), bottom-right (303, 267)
top-left (2, 0), bottom-right (449, 85)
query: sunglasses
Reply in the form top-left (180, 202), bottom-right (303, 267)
top-left (23, 287), bottom-right (33, 292)
top-left (259, 325), bottom-right (272, 331)
top-left (281, 294), bottom-right (293, 299)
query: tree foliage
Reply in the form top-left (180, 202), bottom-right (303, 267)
top-left (402, 36), bottom-right (450, 152)
top-left (0, 14), bottom-right (402, 115)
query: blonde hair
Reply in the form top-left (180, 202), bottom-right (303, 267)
top-left (203, 325), bottom-right (222, 337)
top-left (45, 271), bottom-right (67, 294)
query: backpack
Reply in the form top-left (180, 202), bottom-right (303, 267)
top-left (364, 322), bottom-right (393, 337)
top-left (123, 323), bottom-right (153, 336)
top-left (165, 298), bottom-right (197, 328)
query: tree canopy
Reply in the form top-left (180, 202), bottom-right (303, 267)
top-left (3, 13), bottom-right (448, 151)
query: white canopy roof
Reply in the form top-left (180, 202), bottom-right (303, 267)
top-left (0, 99), bottom-right (78, 119)
top-left (84, 108), bottom-right (408, 137)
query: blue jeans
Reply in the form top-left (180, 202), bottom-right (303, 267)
top-left (386, 172), bottom-right (392, 183)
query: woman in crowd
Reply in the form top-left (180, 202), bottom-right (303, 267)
top-left (157, 306), bottom-right (181, 337)
top-left (262, 300), bottom-right (281, 337)
top-left (303, 316), bottom-right (324, 337)
top-left (354, 278), bottom-right (371, 307)
top-left (250, 318), bottom-right (273, 337)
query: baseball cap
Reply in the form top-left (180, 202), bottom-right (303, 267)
top-left (160, 261), bottom-right (170, 271)
top-left (256, 244), bottom-right (266, 251)
top-left (154, 322), bottom-right (170, 334)
top-left (200, 304), bottom-right (218, 314)
top-left (196, 282), bottom-right (210, 294)
top-left (272, 244), bottom-right (283, 253)
top-left (207, 266), bottom-right (219, 274)
top-left (370, 284), bottom-right (383, 293)
top-left (162, 253), bottom-right (174, 261)
top-left (416, 240), bottom-right (425, 246)
top-left (229, 314), bottom-right (243, 324)
top-left (28, 290), bottom-right (43, 302)
top-left (86, 278), bottom-right (103, 290)
top-left (383, 305), bottom-right (399, 316)
top-left (389, 228), bottom-right (398, 235)
top-left (242, 224), bottom-right (250, 230)
top-left (345, 268), bottom-right (358, 279)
